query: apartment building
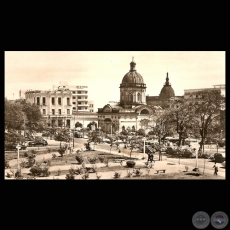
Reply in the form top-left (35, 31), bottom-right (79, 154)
top-left (88, 100), bottom-right (94, 112)
top-left (53, 82), bottom-right (93, 113)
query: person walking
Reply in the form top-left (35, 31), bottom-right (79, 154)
top-left (213, 163), bottom-right (218, 175)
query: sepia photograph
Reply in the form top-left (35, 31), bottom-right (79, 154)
top-left (4, 51), bottom-right (225, 180)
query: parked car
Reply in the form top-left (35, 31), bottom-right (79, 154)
top-left (214, 153), bottom-right (225, 163)
top-left (5, 143), bottom-right (27, 151)
top-left (28, 139), bottom-right (48, 146)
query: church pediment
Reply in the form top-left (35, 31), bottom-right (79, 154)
top-left (102, 104), bottom-right (112, 113)
top-left (135, 105), bottom-right (155, 115)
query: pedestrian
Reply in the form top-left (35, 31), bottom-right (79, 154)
top-left (213, 163), bottom-right (218, 175)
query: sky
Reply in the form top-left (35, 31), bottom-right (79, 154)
top-left (5, 51), bottom-right (225, 111)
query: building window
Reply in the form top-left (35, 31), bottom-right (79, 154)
top-left (67, 109), bottom-right (70, 114)
top-left (67, 98), bottom-right (70, 105)
top-left (73, 107), bottom-right (76, 110)
top-left (121, 93), bottom-right (125, 101)
top-left (58, 97), bottom-right (61, 105)
top-left (58, 109), bottom-right (61, 115)
top-left (37, 97), bottom-right (40, 105)
top-left (73, 102), bottom-right (76, 104)
top-left (52, 109), bottom-right (55, 115)
top-left (128, 94), bottom-right (133, 101)
top-left (78, 102), bottom-right (81, 104)
top-left (73, 96), bottom-right (76, 99)
top-left (77, 107), bottom-right (81, 110)
top-left (72, 91), bottom-right (76, 94)
top-left (137, 93), bottom-right (141, 102)
top-left (85, 107), bottom-right (87, 110)
top-left (78, 96), bottom-right (81, 99)
top-left (196, 95), bottom-right (198, 98)
top-left (52, 120), bottom-right (55, 127)
top-left (66, 119), bottom-right (70, 127)
top-left (77, 91), bottom-right (81, 94)
top-left (43, 109), bottom-right (46, 115)
top-left (42, 97), bottom-right (46, 105)
top-left (52, 97), bottom-right (55, 105)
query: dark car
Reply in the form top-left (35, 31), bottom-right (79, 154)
top-left (28, 139), bottom-right (48, 147)
top-left (214, 153), bottom-right (225, 163)
top-left (5, 143), bottom-right (27, 151)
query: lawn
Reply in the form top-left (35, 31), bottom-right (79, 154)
top-left (50, 150), bottom-right (138, 166)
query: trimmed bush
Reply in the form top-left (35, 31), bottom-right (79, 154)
top-left (29, 165), bottom-right (50, 177)
top-left (98, 156), bottom-right (105, 163)
top-left (58, 147), bottom-right (65, 157)
top-left (87, 156), bottom-right (98, 164)
top-left (66, 174), bottom-right (75, 180)
top-left (126, 161), bottom-right (136, 168)
top-left (75, 154), bottom-right (84, 164)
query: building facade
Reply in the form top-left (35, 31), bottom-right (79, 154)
top-left (98, 59), bottom-right (155, 134)
top-left (146, 72), bottom-right (183, 108)
top-left (25, 86), bottom-right (97, 129)
top-left (52, 83), bottom-right (94, 113)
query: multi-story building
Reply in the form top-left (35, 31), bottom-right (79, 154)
top-left (25, 88), bottom-right (73, 128)
top-left (52, 83), bottom-right (93, 113)
top-left (24, 83), bottom-right (97, 129)
top-left (88, 100), bottom-right (94, 112)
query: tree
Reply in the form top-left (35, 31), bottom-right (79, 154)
top-left (22, 101), bottom-right (43, 134)
top-left (5, 98), bottom-right (24, 132)
top-left (192, 89), bottom-right (225, 154)
top-left (132, 126), bottom-right (136, 133)
top-left (87, 130), bottom-right (101, 150)
top-left (75, 122), bottom-right (83, 129)
top-left (87, 121), bottom-right (97, 131)
top-left (160, 100), bottom-right (198, 146)
top-left (54, 128), bottom-right (70, 148)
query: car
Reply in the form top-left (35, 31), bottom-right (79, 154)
top-left (28, 139), bottom-right (48, 147)
top-left (214, 153), bottom-right (225, 163)
top-left (5, 143), bottom-right (27, 151)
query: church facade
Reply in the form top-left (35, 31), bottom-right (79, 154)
top-left (98, 59), bottom-right (155, 134)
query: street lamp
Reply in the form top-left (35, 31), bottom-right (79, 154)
top-left (16, 144), bottom-right (21, 171)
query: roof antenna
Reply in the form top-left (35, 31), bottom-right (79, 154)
top-left (132, 57), bottom-right (134, 62)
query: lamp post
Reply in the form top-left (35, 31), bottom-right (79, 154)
top-left (16, 144), bottom-right (21, 171)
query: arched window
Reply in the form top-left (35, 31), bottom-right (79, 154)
top-left (137, 93), bottom-right (141, 102)
top-left (128, 94), bottom-right (133, 101)
top-left (125, 94), bottom-right (128, 101)
top-left (121, 93), bottom-right (125, 101)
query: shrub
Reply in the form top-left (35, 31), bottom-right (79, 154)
top-left (126, 170), bottom-right (132, 178)
top-left (66, 174), bottom-right (75, 180)
top-left (5, 160), bottom-right (10, 169)
top-left (58, 147), bottom-right (65, 157)
top-left (52, 154), bottom-right (57, 158)
top-left (87, 156), bottom-right (98, 164)
top-left (98, 156), bottom-right (105, 163)
top-left (113, 172), bottom-right (121, 179)
top-left (76, 154), bottom-right (84, 164)
top-left (6, 172), bottom-right (12, 178)
top-left (133, 168), bottom-right (143, 177)
top-left (29, 165), bottom-right (50, 177)
top-left (82, 172), bottom-right (89, 180)
top-left (15, 169), bottom-right (23, 179)
top-left (30, 149), bottom-right (37, 155)
top-left (30, 166), bottom-right (42, 177)
top-left (126, 161), bottom-right (136, 168)
top-left (218, 141), bottom-right (225, 147)
top-left (20, 159), bottom-right (28, 168)
top-left (95, 172), bottom-right (101, 180)
top-left (57, 169), bottom-right (61, 176)
top-left (104, 157), bottom-right (109, 167)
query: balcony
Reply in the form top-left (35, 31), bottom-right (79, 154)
top-left (75, 92), bottom-right (88, 96)
top-left (77, 109), bottom-right (90, 112)
top-left (77, 98), bottom-right (88, 101)
top-left (78, 104), bottom-right (89, 107)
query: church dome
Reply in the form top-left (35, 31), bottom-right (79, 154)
top-left (159, 73), bottom-right (175, 99)
top-left (120, 58), bottom-right (145, 87)
top-left (122, 71), bottom-right (144, 84)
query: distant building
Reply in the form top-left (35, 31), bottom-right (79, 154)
top-left (98, 58), bottom-right (156, 134)
top-left (88, 100), bottom-right (94, 112)
top-left (146, 72), bottom-right (183, 108)
top-left (52, 82), bottom-right (93, 113)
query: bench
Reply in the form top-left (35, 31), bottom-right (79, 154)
top-left (113, 159), bottom-right (126, 163)
top-left (156, 169), bottom-right (166, 173)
